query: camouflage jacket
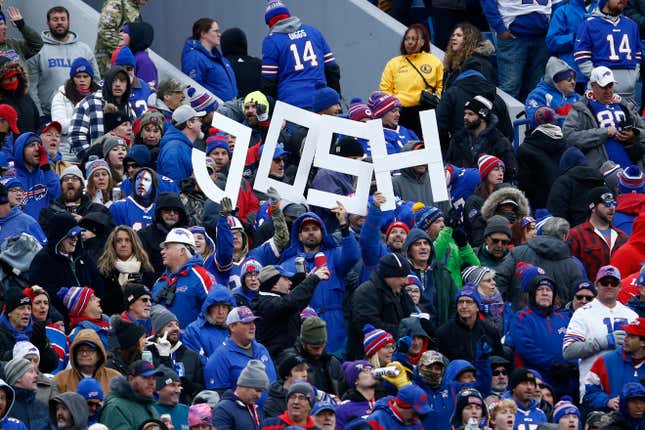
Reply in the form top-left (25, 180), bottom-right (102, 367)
top-left (94, 0), bottom-right (141, 75)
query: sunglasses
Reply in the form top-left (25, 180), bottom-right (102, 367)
top-left (538, 383), bottom-right (547, 389)
top-left (490, 238), bottom-right (511, 245)
top-left (575, 294), bottom-right (595, 301)
top-left (599, 279), bottom-right (620, 287)
top-left (492, 369), bottom-right (508, 376)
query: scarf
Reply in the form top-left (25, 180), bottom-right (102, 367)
top-left (70, 314), bottom-right (110, 330)
top-left (535, 123), bottom-right (563, 140)
top-left (76, 84), bottom-right (91, 97)
top-left (115, 256), bottom-right (142, 288)
top-left (477, 287), bottom-right (505, 321)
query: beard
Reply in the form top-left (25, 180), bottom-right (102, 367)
top-left (464, 118), bottom-right (482, 130)
top-left (63, 186), bottom-right (83, 203)
top-left (51, 27), bottom-right (69, 39)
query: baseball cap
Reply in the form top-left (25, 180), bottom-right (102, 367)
top-left (66, 226), bottom-right (84, 239)
top-left (396, 384), bottom-right (431, 415)
top-left (172, 104), bottom-right (206, 126)
top-left (419, 350), bottom-right (446, 367)
top-left (311, 400), bottom-right (336, 416)
top-left (157, 79), bottom-right (188, 97)
top-left (623, 318), bottom-right (645, 337)
top-left (128, 360), bottom-right (163, 377)
top-left (39, 121), bottom-right (62, 135)
top-left (161, 228), bottom-right (196, 248)
top-left (0, 104), bottom-right (19, 134)
top-left (259, 265), bottom-right (295, 284)
top-left (226, 306), bottom-right (260, 326)
top-left (590, 66), bottom-right (618, 87)
top-left (595, 265), bottom-right (621, 282)
top-left (259, 144), bottom-right (288, 160)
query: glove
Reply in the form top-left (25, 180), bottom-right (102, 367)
top-left (266, 186), bottom-right (280, 207)
top-left (219, 197), bottom-right (233, 217)
top-left (476, 338), bottom-right (493, 361)
top-left (381, 361), bottom-right (411, 390)
top-left (37, 145), bottom-right (50, 171)
top-left (155, 331), bottom-right (172, 357)
top-left (452, 228), bottom-right (468, 248)
top-left (31, 320), bottom-right (48, 348)
top-left (396, 336), bottom-right (412, 354)
top-left (605, 330), bottom-right (626, 349)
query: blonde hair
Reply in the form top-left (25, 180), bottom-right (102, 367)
top-left (97, 225), bottom-right (154, 276)
top-left (489, 399), bottom-right (517, 421)
top-left (86, 169), bottom-right (115, 204)
top-left (443, 23), bottom-right (482, 71)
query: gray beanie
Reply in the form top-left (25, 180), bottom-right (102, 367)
top-left (484, 215), bottom-right (512, 238)
top-left (151, 305), bottom-right (178, 334)
top-left (4, 358), bottom-right (33, 386)
top-left (102, 135), bottom-right (126, 158)
top-left (236, 359), bottom-right (269, 389)
top-left (59, 165), bottom-right (86, 186)
top-left (287, 380), bottom-right (315, 406)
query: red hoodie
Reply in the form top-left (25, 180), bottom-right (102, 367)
top-left (611, 213), bottom-right (645, 277)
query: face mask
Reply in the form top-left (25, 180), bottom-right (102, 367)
top-left (419, 367), bottom-right (443, 387)
top-left (76, 84), bottom-right (91, 96)
top-left (1, 79), bottom-right (18, 91)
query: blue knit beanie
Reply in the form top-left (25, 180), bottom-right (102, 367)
top-left (115, 46), bottom-right (136, 67)
top-left (265, 0), bottom-right (290, 26)
top-left (69, 57), bottom-right (94, 79)
top-left (455, 284), bottom-right (482, 308)
top-left (552, 397), bottom-right (580, 424)
top-left (414, 204), bottom-right (444, 231)
top-left (311, 81), bottom-right (340, 113)
top-left (618, 165), bottom-right (645, 193)
top-left (515, 262), bottom-right (546, 292)
top-left (77, 377), bottom-right (104, 401)
top-left (206, 133), bottom-right (231, 156)
top-left (559, 146), bottom-right (586, 174)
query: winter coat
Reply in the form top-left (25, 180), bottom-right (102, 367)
top-left (279, 212), bottom-right (360, 354)
top-left (614, 193), bottom-right (645, 236)
top-left (433, 226), bottom-right (480, 289)
top-left (26, 30), bottom-right (99, 116)
top-left (253, 273), bottom-right (323, 358)
top-left (392, 141), bottom-right (441, 206)
top-left (367, 397), bottom-right (423, 429)
top-left (563, 97), bottom-right (645, 170)
top-left (546, 0), bottom-right (587, 83)
top-left (443, 40), bottom-right (497, 90)
top-left (0, 206), bottom-right (46, 245)
top-left (513, 398), bottom-right (547, 430)
top-left (0, 21), bottom-right (42, 73)
top-left (8, 386), bottom-right (48, 430)
top-left (54, 329), bottom-right (121, 395)
top-left (568, 221), bottom-right (628, 283)
top-left (157, 124), bottom-right (197, 183)
top-left (0, 315), bottom-right (59, 374)
top-left (50, 84), bottom-right (76, 134)
top-left (495, 235), bottom-right (584, 309)
top-left (13, 132), bottom-right (61, 220)
top-left (151, 254), bottom-right (214, 328)
top-left (412, 374), bottom-right (455, 430)
top-left (182, 285), bottom-right (235, 362)
top-left (281, 339), bottom-right (345, 396)
top-left (310, 169), bottom-right (355, 232)
top-left (148, 341), bottom-right (204, 405)
top-left (437, 316), bottom-right (503, 364)
top-left (261, 412), bottom-right (320, 430)
top-left (627, 296), bottom-right (645, 317)
top-left (379, 51), bottom-right (444, 108)
top-left (126, 22), bottom-right (157, 88)
top-left (0, 381), bottom-right (27, 430)
top-left (0, 61), bottom-right (39, 134)
top-left (100, 376), bottom-right (160, 429)
top-left (517, 126), bottom-right (569, 210)
top-left (525, 57), bottom-right (581, 127)
top-left (547, 165), bottom-right (606, 227)
top-left (446, 114), bottom-right (518, 181)
top-left (39, 194), bottom-right (105, 236)
top-left (264, 380), bottom-right (288, 419)
top-left (335, 389), bottom-right (377, 430)
top-left (48, 392), bottom-right (89, 430)
top-left (212, 389), bottom-right (263, 430)
top-left (181, 38), bottom-right (238, 102)
top-left (612, 213), bottom-right (645, 278)
top-left (478, 186), bottom-right (530, 247)
top-left (221, 27), bottom-right (262, 98)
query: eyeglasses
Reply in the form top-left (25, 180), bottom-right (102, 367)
top-left (538, 383), bottom-right (547, 389)
top-left (575, 294), bottom-right (595, 301)
top-left (601, 200), bottom-right (617, 207)
top-left (77, 348), bottom-right (97, 355)
top-left (492, 369), bottom-right (508, 376)
top-left (125, 163), bottom-right (139, 170)
top-left (61, 176), bottom-right (81, 183)
top-left (489, 238), bottom-right (511, 245)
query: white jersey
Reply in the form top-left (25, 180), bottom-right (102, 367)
top-left (563, 299), bottom-right (638, 396)
top-left (497, 0), bottom-right (552, 30)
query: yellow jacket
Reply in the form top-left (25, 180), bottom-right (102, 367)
top-left (379, 52), bottom-right (444, 107)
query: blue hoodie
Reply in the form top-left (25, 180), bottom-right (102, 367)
top-left (181, 39), bottom-right (238, 102)
top-left (615, 382), bottom-right (645, 429)
top-left (157, 124), bottom-right (196, 183)
top-left (13, 132), bottom-right (60, 220)
top-left (0, 381), bottom-right (27, 430)
top-left (413, 369), bottom-right (455, 430)
top-left (0, 206), bottom-right (46, 245)
top-left (514, 397), bottom-right (547, 429)
top-left (182, 285), bottom-right (236, 363)
top-left (279, 212), bottom-right (360, 355)
top-left (444, 359), bottom-right (492, 399)
top-left (545, 0), bottom-right (588, 84)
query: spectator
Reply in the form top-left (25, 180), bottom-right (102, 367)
top-left (601, 382), bottom-right (645, 430)
top-left (119, 283), bottom-right (153, 335)
top-left (77, 378), bottom-right (103, 427)
top-left (154, 366), bottom-right (189, 430)
top-left (27, 6), bottom-right (99, 121)
top-left (0, 183), bottom-right (45, 245)
top-left (0, 103), bottom-right (19, 159)
top-left (121, 145), bottom-right (178, 199)
top-left (68, 66), bottom-right (135, 160)
top-left (410, 351), bottom-right (452, 430)
top-left (476, 215), bottom-right (512, 270)
top-left (39, 121), bottom-right (68, 176)
top-left (392, 143), bottom-right (440, 206)
top-left (496, 217), bottom-right (583, 308)
top-left (367, 91), bottom-right (418, 154)
top-left (109, 167), bottom-right (159, 230)
top-left (574, 0), bottom-right (641, 100)
top-left (366, 384), bottom-right (431, 429)
top-left (261, 380), bottom-right (318, 429)
top-left (183, 285), bottom-right (236, 361)
top-left (462, 158), bottom-right (505, 247)
top-left (584, 317), bottom-right (645, 411)
top-left (517, 107), bottom-right (569, 210)
top-left (312, 401), bottom-right (336, 430)
top-left (221, 28), bottom-right (262, 98)
top-left (58, 286), bottom-right (109, 347)
top-left (212, 359), bottom-right (268, 430)
top-left (335, 360), bottom-right (378, 430)
top-left (118, 22), bottom-right (157, 88)
top-left (562, 279), bottom-right (597, 317)
top-left (105, 316), bottom-right (147, 376)
top-left (261, 0), bottom-right (340, 110)
top-left (203, 306), bottom-right (277, 393)
top-left (264, 354), bottom-right (308, 418)
top-left (551, 399), bottom-right (580, 430)
top-left (461, 266), bottom-right (505, 335)
top-left (280, 317), bottom-right (345, 397)
top-left (488, 356), bottom-right (512, 401)
top-left (48, 392), bottom-right (88, 430)
top-left (379, 23), bottom-right (443, 136)
top-left (568, 187), bottom-right (628, 279)
top-left (488, 399), bottom-right (517, 430)
top-left (188, 403), bottom-right (213, 430)
top-left (5, 357), bottom-right (48, 430)
top-left (508, 369), bottom-right (548, 429)
top-left (10, 337), bottom-right (56, 408)
top-left (450, 387), bottom-right (489, 430)
top-left (100, 360), bottom-right (163, 429)
top-left (625, 268), bottom-right (645, 317)
top-left (446, 97), bottom-right (517, 182)
top-left (526, 58), bottom-right (580, 128)
top-left (0, 6), bottom-right (42, 73)
top-left (112, 46), bottom-right (151, 117)
top-left (182, 18), bottom-right (237, 102)
top-left (232, 259), bottom-right (262, 308)
top-left (612, 212), bottom-right (645, 279)
top-left (613, 166), bottom-right (645, 235)
top-left (94, 0), bottom-right (143, 75)
top-left (0, 380), bottom-right (26, 430)
top-left (546, 0), bottom-right (587, 89)
top-left (443, 23), bottom-right (496, 90)
top-left (149, 79), bottom-right (186, 122)
top-left (563, 67), bottom-right (645, 170)
top-left (50, 58), bottom-right (99, 149)
top-left (481, 0), bottom-right (550, 100)
top-left (157, 105), bottom-right (206, 183)
top-left (83, 158), bottom-right (114, 209)
top-left (563, 264), bottom-right (638, 396)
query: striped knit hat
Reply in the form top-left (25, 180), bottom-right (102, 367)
top-left (368, 91), bottom-right (401, 119)
top-left (618, 165), bottom-right (645, 193)
top-left (462, 266), bottom-right (493, 286)
top-left (478, 154), bottom-right (505, 180)
top-left (348, 97), bottom-right (372, 122)
top-left (265, 0), bottom-right (290, 26)
top-left (363, 324), bottom-right (394, 357)
top-left (57, 287), bottom-right (94, 317)
top-left (413, 204), bottom-right (444, 231)
top-left (552, 397), bottom-right (580, 423)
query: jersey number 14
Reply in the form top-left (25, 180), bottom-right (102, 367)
top-left (606, 34), bottom-right (632, 61)
top-left (289, 40), bottom-right (319, 71)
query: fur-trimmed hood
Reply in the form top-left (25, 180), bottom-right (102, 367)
top-left (474, 39), bottom-right (496, 57)
top-left (0, 60), bottom-right (28, 96)
top-left (480, 186), bottom-right (530, 220)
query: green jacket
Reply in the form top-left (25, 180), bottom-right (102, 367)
top-left (476, 245), bottom-right (507, 270)
top-left (100, 376), bottom-right (159, 430)
top-left (0, 21), bottom-right (43, 72)
top-left (95, 0), bottom-right (141, 75)
top-left (433, 226), bottom-right (480, 288)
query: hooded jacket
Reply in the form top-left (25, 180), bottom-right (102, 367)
top-left (54, 329), bottom-right (121, 395)
top-left (392, 142), bottom-right (437, 206)
top-left (100, 376), bottom-right (160, 429)
top-left (547, 164), bottom-right (606, 227)
top-left (0, 61), bottom-right (39, 133)
top-left (279, 212), bottom-right (360, 354)
top-left (495, 235), bottom-right (584, 309)
top-left (0, 206), bottom-right (46, 245)
top-left (611, 212), bottom-right (645, 276)
top-left (525, 57), bottom-right (581, 127)
top-left (413, 365), bottom-right (455, 430)
top-left (181, 38), bottom-right (237, 102)
top-left (0, 382), bottom-right (27, 430)
top-left (13, 132), bottom-right (61, 219)
top-left (157, 123), bottom-right (199, 183)
top-left (212, 389), bottom-right (264, 430)
top-left (48, 392), bottom-right (89, 430)
top-left (183, 285), bottom-right (236, 362)
top-left (513, 397), bottom-right (547, 430)
top-left (546, 0), bottom-right (587, 83)
top-left (9, 385), bottom-right (48, 430)
top-left (614, 192), bottom-right (645, 235)
top-left (26, 30), bottom-right (99, 116)
top-left (126, 22), bottom-right (157, 88)
top-left (221, 27), bottom-right (262, 98)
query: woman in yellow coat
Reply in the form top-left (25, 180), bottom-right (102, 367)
top-left (380, 24), bottom-right (443, 138)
